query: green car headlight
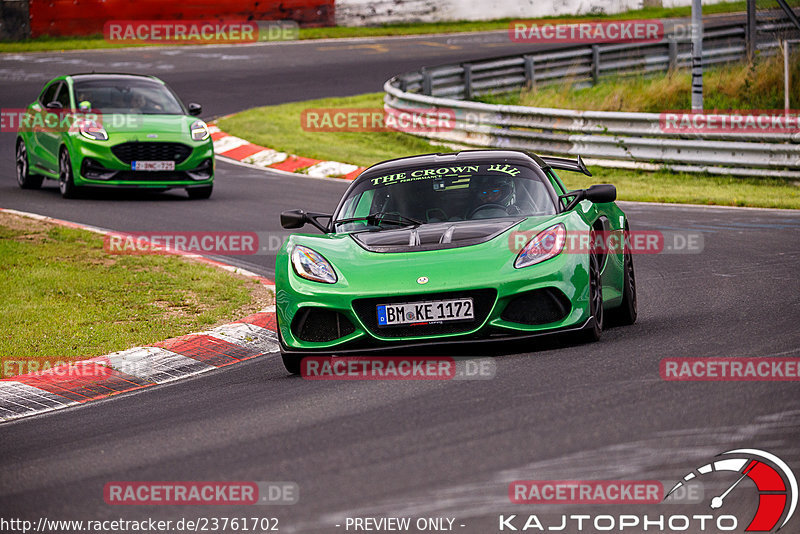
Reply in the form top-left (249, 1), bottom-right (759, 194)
top-left (79, 119), bottom-right (108, 141)
top-left (291, 245), bottom-right (337, 284)
top-left (190, 120), bottom-right (210, 141)
top-left (514, 223), bottom-right (566, 268)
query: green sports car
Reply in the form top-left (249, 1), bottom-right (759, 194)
top-left (276, 150), bottom-right (637, 374)
top-left (15, 73), bottom-right (214, 199)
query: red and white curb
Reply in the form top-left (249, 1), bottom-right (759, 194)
top-left (0, 209), bottom-right (281, 424)
top-left (0, 310), bottom-right (280, 423)
top-left (209, 125), bottom-right (365, 180)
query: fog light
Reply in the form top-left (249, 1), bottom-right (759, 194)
top-left (186, 159), bottom-right (213, 181)
top-left (81, 158), bottom-right (117, 180)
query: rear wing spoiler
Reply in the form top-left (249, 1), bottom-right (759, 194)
top-left (540, 155), bottom-right (592, 177)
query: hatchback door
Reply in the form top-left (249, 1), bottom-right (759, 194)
top-left (37, 81), bottom-right (71, 171)
top-left (26, 81), bottom-right (60, 173)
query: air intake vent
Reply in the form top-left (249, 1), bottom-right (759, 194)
top-left (291, 308), bottom-right (356, 342)
top-left (111, 142), bottom-right (192, 164)
top-left (501, 288), bottom-right (571, 325)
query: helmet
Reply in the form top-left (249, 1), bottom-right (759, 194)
top-left (476, 177), bottom-right (515, 207)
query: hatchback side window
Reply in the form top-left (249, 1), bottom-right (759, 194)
top-left (55, 83), bottom-right (71, 109)
top-left (39, 83), bottom-right (59, 106)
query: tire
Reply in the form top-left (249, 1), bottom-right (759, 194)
top-left (579, 246), bottom-right (604, 343)
top-left (187, 185), bottom-right (213, 199)
top-left (281, 353), bottom-right (302, 375)
top-left (58, 149), bottom-right (78, 199)
top-left (609, 249), bottom-right (637, 326)
top-left (16, 139), bottom-right (44, 190)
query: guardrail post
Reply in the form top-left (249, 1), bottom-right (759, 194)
top-left (668, 39), bottom-right (678, 71)
top-left (524, 55), bottom-right (535, 87)
top-left (421, 68), bottom-right (433, 96)
top-left (591, 45), bottom-right (600, 84)
top-left (463, 64), bottom-right (473, 100)
top-left (746, 0), bottom-right (756, 61)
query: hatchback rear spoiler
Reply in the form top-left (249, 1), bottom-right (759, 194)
top-left (540, 155), bottom-right (592, 177)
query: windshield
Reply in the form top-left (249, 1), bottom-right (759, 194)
top-left (333, 162), bottom-right (556, 233)
top-left (72, 78), bottom-right (185, 115)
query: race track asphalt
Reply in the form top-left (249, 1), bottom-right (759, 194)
top-left (1, 26), bottom-right (799, 534)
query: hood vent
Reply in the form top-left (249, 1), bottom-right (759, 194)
top-left (351, 219), bottom-right (522, 253)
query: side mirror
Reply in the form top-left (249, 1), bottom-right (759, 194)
top-left (281, 209), bottom-right (308, 229)
top-left (281, 210), bottom-right (332, 232)
top-left (46, 101), bottom-right (63, 110)
top-left (188, 103), bottom-right (202, 116)
top-left (584, 184), bottom-right (616, 204)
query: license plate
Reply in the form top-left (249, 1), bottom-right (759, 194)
top-left (132, 160), bottom-right (175, 171)
top-left (377, 298), bottom-right (474, 326)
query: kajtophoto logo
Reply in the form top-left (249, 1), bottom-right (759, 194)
top-left (500, 449), bottom-right (796, 532)
top-left (665, 449), bottom-right (797, 532)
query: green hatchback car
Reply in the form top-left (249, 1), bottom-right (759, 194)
top-left (15, 73), bottom-right (214, 199)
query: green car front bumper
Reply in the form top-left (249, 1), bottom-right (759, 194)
top-left (66, 135), bottom-right (214, 189)
top-left (275, 219), bottom-right (616, 354)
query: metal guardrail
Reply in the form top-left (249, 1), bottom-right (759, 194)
top-left (384, 20), bottom-right (800, 178)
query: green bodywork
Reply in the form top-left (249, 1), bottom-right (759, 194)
top-left (16, 74), bottom-right (213, 191)
top-left (275, 154), bottom-right (629, 353)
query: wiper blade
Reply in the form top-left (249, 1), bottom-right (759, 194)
top-left (335, 212), bottom-right (423, 227)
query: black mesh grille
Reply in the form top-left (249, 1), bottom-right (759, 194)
top-left (501, 288), bottom-right (571, 325)
top-left (111, 142), bottom-right (192, 164)
top-left (352, 289), bottom-right (497, 338)
top-left (291, 308), bottom-right (356, 342)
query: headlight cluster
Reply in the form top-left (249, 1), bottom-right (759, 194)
top-left (78, 119), bottom-right (108, 141)
top-left (291, 245), bottom-right (337, 284)
top-left (514, 223), bottom-right (566, 268)
top-left (190, 120), bottom-right (210, 141)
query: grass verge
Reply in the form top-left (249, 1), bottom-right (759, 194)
top-left (0, 1), bottom-right (753, 53)
top-left (478, 51), bottom-right (800, 111)
top-left (217, 92), bottom-right (800, 209)
top-left (0, 212), bottom-right (272, 377)
top-left (219, 92), bottom-right (435, 165)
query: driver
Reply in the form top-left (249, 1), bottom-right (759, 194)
top-left (468, 176), bottom-right (519, 219)
top-left (131, 92), bottom-right (148, 113)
